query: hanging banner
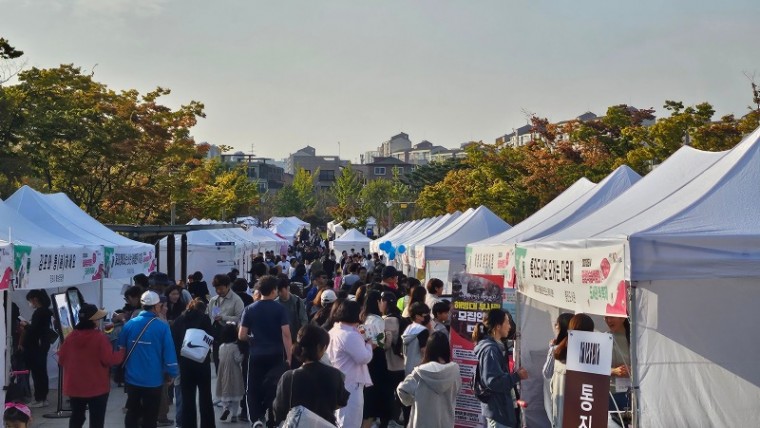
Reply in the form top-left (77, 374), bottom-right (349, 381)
top-left (450, 272), bottom-right (504, 428)
top-left (466, 244), bottom-right (511, 275)
top-left (14, 245), bottom-right (104, 290)
top-left (109, 247), bottom-right (156, 279)
top-left (0, 243), bottom-right (12, 290)
top-left (515, 244), bottom-right (628, 317)
top-left (562, 330), bottom-right (613, 427)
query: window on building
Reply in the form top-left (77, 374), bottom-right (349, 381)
top-left (392, 166), bottom-right (404, 174)
top-left (319, 170), bottom-right (336, 181)
top-left (374, 167), bottom-right (386, 176)
top-left (257, 181), bottom-right (268, 193)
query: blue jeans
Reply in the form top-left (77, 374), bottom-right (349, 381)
top-left (174, 382), bottom-right (183, 427)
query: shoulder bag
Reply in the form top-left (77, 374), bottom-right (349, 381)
top-left (114, 318), bottom-right (157, 384)
top-left (281, 369), bottom-right (334, 428)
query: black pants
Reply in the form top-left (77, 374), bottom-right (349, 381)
top-left (69, 393), bottom-right (109, 428)
top-left (25, 347), bottom-right (49, 402)
top-left (239, 352), bottom-right (249, 418)
top-left (247, 354), bottom-right (283, 423)
top-left (125, 384), bottom-right (162, 428)
top-left (180, 360), bottom-right (215, 428)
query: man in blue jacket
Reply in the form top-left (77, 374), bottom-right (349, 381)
top-left (118, 290), bottom-right (179, 428)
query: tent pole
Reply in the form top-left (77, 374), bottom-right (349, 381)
top-left (629, 280), bottom-right (639, 428)
top-left (5, 288), bottom-right (11, 390)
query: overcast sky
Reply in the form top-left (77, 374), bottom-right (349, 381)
top-left (2, 0), bottom-right (758, 163)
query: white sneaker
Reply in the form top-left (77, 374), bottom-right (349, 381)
top-left (252, 421), bottom-right (264, 428)
top-left (29, 400), bottom-right (49, 408)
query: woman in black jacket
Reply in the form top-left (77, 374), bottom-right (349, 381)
top-left (171, 298), bottom-right (216, 428)
top-left (20, 289), bottom-right (53, 408)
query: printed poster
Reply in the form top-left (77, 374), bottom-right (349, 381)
top-left (0, 243), bottom-right (12, 290)
top-left (450, 272), bottom-right (504, 428)
top-left (515, 244), bottom-right (628, 317)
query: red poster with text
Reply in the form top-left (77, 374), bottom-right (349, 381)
top-left (450, 272), bottom-right (505, 428)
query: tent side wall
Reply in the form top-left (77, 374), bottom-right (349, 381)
top-left (635, 277), bottom-right (760, 427)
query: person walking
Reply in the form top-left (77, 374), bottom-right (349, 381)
top-left (360, 291), bottom-right (389, 428)
top-left (58, 304), bottom-right (125, 428)
top-left (397, 331), bottom-right (461, 428)
top-left (473, 308), bottom-right (528, 428)
top-left (326, 300), bottom-right (374, 428)
top-left (216, 324), bottom-right (245, 424)
top-left (19, 289), bottom-right (53, 408)
top-left (238, 275), bottom-right (292, 428)
top-left (171, 298), bottom-right (216, 428)
top-left (275, 277), bottom-right (307, 344)
top-left (118, 291), bottom-right (179, 428)
top-left (208, 274), bottom-right (244, 372)
top-left (273, 325), bottom-right (349, 426)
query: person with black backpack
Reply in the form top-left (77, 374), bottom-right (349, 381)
top-left (380, 291), bottom-right (406, 427)
top-left (473, 308), bottom-right (528, 428)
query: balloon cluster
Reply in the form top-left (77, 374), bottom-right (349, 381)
top-left (379, 241), bottom-right (407, 260)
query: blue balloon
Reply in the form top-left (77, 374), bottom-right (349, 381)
top-left (384, 240), bottom-right (392, 250)
top-left (388, 250), bottom-right (396, 260)
top-left (398, 245), bottom-right (406, 254)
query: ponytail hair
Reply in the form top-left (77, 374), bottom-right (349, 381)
top-left (292, 324), bottom-right (330, 363)
top-left (554, 313), bottom-right (595, 362)
top-left (472, 308), bottom-right (508, 343)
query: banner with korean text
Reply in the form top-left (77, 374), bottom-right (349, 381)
top-left (466, 245), bottom-right (519, 289)
top-left (562, 330), bottom-right (613, 427)
top-left (14, 245), bottom-right (104, 289)
top-left (514, 244), bottom-right (628, 317)
top-left (450, 272), bottom-right (504, 428)
top-left (0, 243), bottom-right (12, 290)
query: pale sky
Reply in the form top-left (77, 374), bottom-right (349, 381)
top-left (2, 0), bottom-right (758, 163)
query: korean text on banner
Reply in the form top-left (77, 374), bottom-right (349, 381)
top-left (562, 330), bottom-right (613, 428)
top-left (450, 272), bottom-right (504, 428)
top-left (0, 243), bottom-right (12, 290)
top-left (15, 245), bottom-right (104, 289)
top-left (515, 244), bottom-right (627, 317)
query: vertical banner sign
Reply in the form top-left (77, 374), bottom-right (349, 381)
top-left (450, 272), bottom-right (504, 428)
top-left (562, 330), bottom-right (613, 428)
top-left (515, 244), bottom-right (628, 317)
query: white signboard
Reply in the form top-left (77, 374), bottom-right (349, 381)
top-left (426, 259), bottom-right (450, 293)
top-left (566, 330), bottom-right (613, 375)
top-left (515, 244), bottom-right (628, 317)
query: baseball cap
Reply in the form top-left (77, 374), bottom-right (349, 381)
top-left (321, 289), bottom-right (338, 304)
top-left (78, 303), bottom-right (108, 321)
top-left (381, 265), bottom-right (399, 279)
top-left (140, 291), bottom-right (161, 306)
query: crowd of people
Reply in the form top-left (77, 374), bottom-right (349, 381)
top-left (3, 232), bottom-right (632, 428)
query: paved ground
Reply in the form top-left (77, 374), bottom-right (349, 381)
top-left (28, 373), bottom-right (250, 428)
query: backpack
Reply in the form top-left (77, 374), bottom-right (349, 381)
top-left (471, 360), bottom-right (492, 403)
top-left (389, 314), bottom-right (410, 358)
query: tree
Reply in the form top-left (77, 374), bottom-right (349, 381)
top-left (292, 168), bottom-right (317, 213)
top-left (0, 38), bottom-right (23, 60)
top-left (186, 158), bottom-right (259, 220)
top-left (401, 157), bottom-right (465, 194)
top-left (330, 165), bottom-right (362, 221)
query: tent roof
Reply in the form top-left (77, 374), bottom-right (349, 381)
top-left (333, 228), bottom-right (371, 243)
top-left (416, 206), bottom-right (510, 250)
top-left (470, 165), bottom-right (640, 248)
top-left (525, 126), bottom-right (760, 281)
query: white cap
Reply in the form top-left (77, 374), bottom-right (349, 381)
top-left (321, 289), bottom-right (337, 304)
top-left (140, 290), bottom-right (161, 306)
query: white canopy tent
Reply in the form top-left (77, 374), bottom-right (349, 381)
top-left (158, 225), bottom-right (237, 284)
top-left (409, 206), bottom-right (511, 282)
top-left (515, 129), bottom-right (760, 428)
top-left (6, 186), bottom-right (155, 280)
top-left (268, 218), bottom-right (305, 240)
top-left (397, 212), bottom-right (463, 271)
top-left (369, 220), bottom-right (414, 253)
top-left (244, 227), bottom-right (290, 255)
top-left (376, 215), bottom-right (445, 261)
top-left (330, 229), bottom-right (372, 254)
top-left (466, 165), bottom-right (640, 280)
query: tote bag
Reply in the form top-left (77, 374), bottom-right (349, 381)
top-left (180, 328), bottom-right (213, 363)
top-left (281, 370), bottom-right (334, 428)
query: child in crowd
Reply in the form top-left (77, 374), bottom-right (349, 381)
top-left (4, 402), bottom-right (32, 428)
top-left (216, 324), bottom-right (245, 423)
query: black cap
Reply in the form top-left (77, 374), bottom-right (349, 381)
top-left (149, 272), bottom-right (171, 287)
top-left (381, 265), bottom-right (399, 279)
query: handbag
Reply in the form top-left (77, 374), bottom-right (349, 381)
top-left (114, 318), bottom-right (156, 383)
top-left (180, 328), bottom-right (213, 363)
top-left (281, 370), bottom-right (334, 428)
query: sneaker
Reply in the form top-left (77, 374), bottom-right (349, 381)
top-left (28, 400), bottom-right (49, 408)
top-left (157, 419), bottom-right (174, 427)
top-left (252, 421), bottom-right (264, 428)
top-left (220, 409), bottom-right (230, 421)
top-left (213, 399), bottom-right (223, 407)
top-left (230, 416), bottom-right (238, 423)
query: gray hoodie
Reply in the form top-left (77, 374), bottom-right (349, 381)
top-left (402, 323), bottom-right (429, 375)
top-left (397, 361), bottom-right (462, 428)
top-left (474, 337), bottom-right (522, 427)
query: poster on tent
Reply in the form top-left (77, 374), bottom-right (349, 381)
top-left (426, 259), bottom-right (450, 292)
top-left (0, 243), bottom-right (12, 290)
top-left (465, 244), bottom-right (513, 277)
top-left (14, 245), bottom-right (105, 289)
top-left (514, 244), bottom-right (628, 317)
top-left (450, 272), bottom-right (504, 428)
top-left (108, 247), bottom-right (156, 279)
